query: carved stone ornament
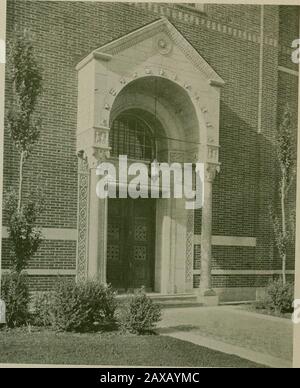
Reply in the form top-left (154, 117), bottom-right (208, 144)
top-left (95, 129), bottom-right (109, 147)
top-left (92, 147), bottom-right (110, 166)
top-left (78, 147), bottom-right (110, 169)
top-left (207, 145), bottom-right (219, 162)
top-left (205, 163), bottom-right (220, 182)
top-left (154, 33), bottom-right (173, 55)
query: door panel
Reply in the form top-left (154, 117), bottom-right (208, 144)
top-left (106, 199), bottom-right (127, 290)
top-left (107, 198), bottom-right (155, 291)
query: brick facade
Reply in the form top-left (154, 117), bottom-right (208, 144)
top-left (1, 2), bottom-right (298, 296)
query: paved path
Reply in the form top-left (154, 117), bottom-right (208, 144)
top-left (158, 305), bottom-right (293, 368)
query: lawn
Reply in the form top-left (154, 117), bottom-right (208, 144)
top-left (0, 328), bottom-right (265, 367)
top-left (237, 304), bottom-right (292, 320)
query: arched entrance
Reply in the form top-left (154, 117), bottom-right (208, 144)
top-left (107, 76), bottom-right (200, 294)
top-left (75, 17), bottom-right (224, 297)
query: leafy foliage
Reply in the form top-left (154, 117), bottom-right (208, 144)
top-left (270, 104), bottom-right (296, 284)
top-left (5, 189), bottom-right (44, 272)
top-left (32, 291), bottom-right (57, 327)
top-left (45, 280), bottom-right (117, 332)
top-left (4, 30), bottom-right (44, 274)
top-left (118, 289), bottom-right (162, 334)
top-left (257, 279), bottom-right (294, 314)
top-left (1, 272), bottom-right (30, 328)
top-left (275, 105), bottom-right (295, 181)
top-left (7, 30), bottom-right (42, 155)
top-left (270, 206), bottom-right (288, 261)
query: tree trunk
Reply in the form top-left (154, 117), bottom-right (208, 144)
top-left (281, 172), bottom-right (287, 285)
top-left (17, 151), bottom-right (24, 212)
top-left (282, 253), bottom-right (287, 285)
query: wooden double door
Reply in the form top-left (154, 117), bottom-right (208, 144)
top-left (107, 198), bottom-right (155, 292)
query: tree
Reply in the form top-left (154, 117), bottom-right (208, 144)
top-left (271, 104), bottom-right (296, 285)
top-left (5, 29), bottom-right (43, 273)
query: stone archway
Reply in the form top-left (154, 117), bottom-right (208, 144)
top-left (75, 17), bottom-right (224, 296)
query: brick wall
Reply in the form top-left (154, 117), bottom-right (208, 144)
top-left (1, 239), bottom-right (76, 270)
top-left (27, 275), bottom-right (75, 291)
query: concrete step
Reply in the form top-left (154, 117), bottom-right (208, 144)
top-left (148, 293), bottom-right (196, 302)
top-left (148, 293), bottom-right (203, 308)
top-left (116, 293), bottom-right (203, 308)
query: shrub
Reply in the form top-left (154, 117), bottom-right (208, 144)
top-left (5, 190), bottom-right (44, 273)
top-left (1, 271), bottom-right (30, 328)
top-left (261, 279), bottom-right (294, 314)
top-left (118, 289), bottom-right (162, 334)
top-left (32, 291), bottom-right (56, 327)
top-left (51, 280), bottom-right (117, 332)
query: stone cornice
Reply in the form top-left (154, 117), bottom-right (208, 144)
top-left (76, 51), bottom-right (112, 71)
top-left (77, 17), bottom-right (225, 88)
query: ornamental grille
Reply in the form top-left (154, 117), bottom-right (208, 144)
top-left (109, 114), bottom-right (155, 161)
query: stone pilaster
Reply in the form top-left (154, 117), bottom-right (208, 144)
top-left (200, 162), bottom-right (220, 299)
top-left (76, 153), bottom-right (89, 282)
top-left (76, 126), bottom-right (111, 282)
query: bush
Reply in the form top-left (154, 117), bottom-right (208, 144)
top-left (118, 289), bottom-right (162, 334)
top-left (51, 280), bottom-right (117, 332)
top-left (5, 190), bottom-right (44, 273)
top-left (1, 271), bottom-right (30, 328)
top-left (32, 291), bottom-right (56, 327)
top-left (260, 279), bottom-right (294, 314)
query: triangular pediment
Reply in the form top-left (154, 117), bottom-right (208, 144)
top-left (77, 18), bottom-right (224, 87)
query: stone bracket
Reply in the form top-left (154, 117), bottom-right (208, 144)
top-left (77, 126), bottom-right (111, 168)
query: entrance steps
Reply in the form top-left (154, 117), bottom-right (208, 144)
top-left (148, 293), bottom-right (203, 308)
top-left (116, 292), bottom-right (203, 308)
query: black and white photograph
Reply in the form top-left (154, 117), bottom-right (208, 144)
top-left (0, 0), bottom-right (299, 370)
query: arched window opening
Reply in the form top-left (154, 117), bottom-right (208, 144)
top-left (110, 113), bottom-right (156, 161)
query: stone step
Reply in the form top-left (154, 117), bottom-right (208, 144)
top-left (157, 302), bottom-right (204, 309)
top-left (148, 293), bottom-right (203, 308)
top-left (116, 293), bottom-right (203, 308)
top-left (148, 293), bottom-right (197, 302)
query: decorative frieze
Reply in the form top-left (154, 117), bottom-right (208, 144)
top-left (76, 154), bottom-right (89, 282)
top-left (132, 3), bottom-right (291, 53)
top-left (185, 210), bottom-right (194, 285)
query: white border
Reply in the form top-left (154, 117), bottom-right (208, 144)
top-left (0, 0), bottom-right (6, 295)
top-left (293, 9), bottom-right (300, 370)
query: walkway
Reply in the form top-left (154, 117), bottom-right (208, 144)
top-left (158, 305), bottom-right (293, 368)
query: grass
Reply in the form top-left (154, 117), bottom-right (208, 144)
top-left (238, 303), bottom-right (292, 320)
top-left (0, 327), bottom-right (265, 367)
